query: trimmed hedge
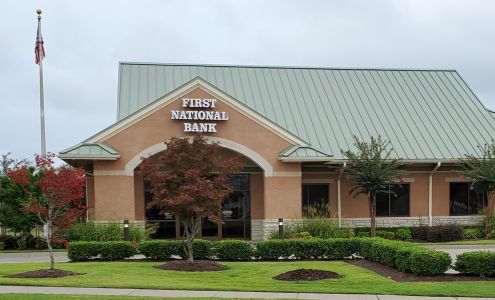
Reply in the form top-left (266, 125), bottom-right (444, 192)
top-left (68, 241), bottom-right (135, 261)
top-left (212, 240), bottom-right (254, 260)
top-left (138, 240), bottom-right (182, 260)
top-left (363, 238), bottom-right (451, 275)
top-left (68, 237), bottom-right (451, 276)
top-left (0, 242), bottom-right (4, 251)
top-left (256, 238), bottom-right (360, 260)
top-left (426, 225), bottom-right (464, 242)
top-left (99, 241), bottom-right (136, 260)
top-left (68, 241), bottom-right (102, 261)
top-left (455, 251), bottom-right (495, 277)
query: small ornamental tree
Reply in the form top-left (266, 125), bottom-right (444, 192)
top-left (462, 141), bottom-right (495, 238)
top-left (8, 154), bottom-right (86, 270)
top-left (140, 136), bottom-right (240, 262)
top-left (342, 136), bottom-right (404, 237)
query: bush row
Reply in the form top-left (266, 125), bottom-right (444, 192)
top-left (455, 251), bottom-right (495, 277)
top-left (68, 238), bottom-right (452, 275)
top-left (65, 222), bottom-right (145, 242)
top-left (0, 235), bottom-right (47, 250)
top-left (0, 242), bottom-right (4, 251)
top-left (68, 241), bottom-right (136, 261)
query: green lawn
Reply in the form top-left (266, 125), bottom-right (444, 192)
top-left (0, 295), bottom-right (282, 300)
top-left (0, 261), bottom-right (494, 297)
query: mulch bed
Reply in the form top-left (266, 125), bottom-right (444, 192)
top-left (347, 259), bottom-right (495, 282)
top-left (273, 269), bottom-right (340, 281)
top-left (6, 269), bottom-right (82, 278)
top-left (156, 260), bottom-right (229, 272)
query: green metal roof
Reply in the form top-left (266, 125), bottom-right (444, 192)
top-left (116, 62), bottom-right (495, 161)
top-left (59, 143), bottom-right (120, 160)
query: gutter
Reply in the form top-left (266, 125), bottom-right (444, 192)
top-left (428, 162), bottom-right (442, 226)
top-left (337, 162), bottom-right (346, 228)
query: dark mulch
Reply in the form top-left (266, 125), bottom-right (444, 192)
top-left (6, 269), bottom-right (82, 278)
top-left (156, 260), bottom-right (229, 272)
top-left (347, 259), bottom-right (495, 282)
top-left (273, 269), bottom-right (340, 281)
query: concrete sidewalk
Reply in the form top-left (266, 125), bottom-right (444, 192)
top-left (0, 285), bottom-right (494, 300)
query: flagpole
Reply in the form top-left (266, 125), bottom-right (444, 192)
top-left (37, 9), bottom-right (46, 157)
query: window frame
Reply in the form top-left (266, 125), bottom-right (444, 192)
top-left (375, 183), bottom-right (411, 217)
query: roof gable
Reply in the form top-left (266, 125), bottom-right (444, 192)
top-left (83, 76), bottom-right (307, 146)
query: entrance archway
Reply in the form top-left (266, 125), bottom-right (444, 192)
top-left (130, 140), bottom-right (267, 240)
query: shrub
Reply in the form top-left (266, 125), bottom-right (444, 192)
top-left (268, 219), bottom-right (351, 239)
top-left (480, 216), bottom-right (495, 239)
top-left (212, 240), bottom-right (254, 260)
top-left (0, 236), bottom-right (18, 249)
top-left (0, 242), bottom-right (4, 250)
top-left (138, 240), bottom-right (182, 260)
top-left (455, 251), bottom-right (495, 277)
top-left (395, 228), bottom-right (412, 241)
top-left (256, 240), bottom-right (294, 260)
top-left (411, 226), bottom-right (428, 240)
top-left (409, 249), bottom-right (451, 276)
top-left (426, 225), bottom-right (464, 242)
top-left (99, 241), bottom-right (136, 260)
top-left (16, 239), bottom-right (27, 250)
top-left (255, 238), bottom-right (360, 260)
top-left (356, 231), bottom-right (370, 238)
top-left (191, 239), bottom-right (212, 259)
top-left (34, 238), bottom-right (47, 250)
top-left (66, 222), bottom-right (145, 242)
top-left (356, 237), bottom-right (451, 275)
top-left (376, 230), bottom-right (395, 240)
top-left (464, 228), bottom-right (483, 240)
top-left (68, 241), bottom-right (101, 261)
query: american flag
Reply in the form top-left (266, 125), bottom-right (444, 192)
top-left (35, 21), bottom-right (45, 64)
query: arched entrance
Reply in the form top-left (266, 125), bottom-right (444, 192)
top-left (133, 145), bottom-right (266, 240)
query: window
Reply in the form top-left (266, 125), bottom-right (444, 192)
top-left (376, 184), bottom-right (410, 217)
top-left (450, 182), bottom-right (486, 215)
top-left (144, 181), bottom-right (176, 239)
top-left (302, 184), bottom-right (329, 217)
top-left (221, 174), bottom-right (251, 239)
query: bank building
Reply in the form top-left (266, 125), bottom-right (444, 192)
top-left (59, 62), bottom-right (495, 240)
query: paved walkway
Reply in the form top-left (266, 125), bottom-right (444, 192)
top-left (0, 285), bottom-right (493, 300)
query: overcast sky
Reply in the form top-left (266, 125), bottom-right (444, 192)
top-left (1, 0), bottom-right (494, 161)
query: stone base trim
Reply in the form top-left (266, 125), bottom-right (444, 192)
top-left (253, 216), bottom-right (483, 240)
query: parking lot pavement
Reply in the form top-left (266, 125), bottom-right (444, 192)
top-left (0, 251), bottom-right (69, 263)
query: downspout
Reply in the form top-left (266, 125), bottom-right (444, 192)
top-left (428, 162), bottom-right (441, 227)
top-left (337, 162), bottom-right (346, 228)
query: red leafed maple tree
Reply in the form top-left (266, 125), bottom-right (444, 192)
top-left (140, 136), bottom-right (240, 262)
top-left (8, 153), bottom-right (86, 270)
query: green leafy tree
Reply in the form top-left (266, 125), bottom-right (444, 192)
top-left (140, 136), bottom-right (240, 262)
top-left (342, 136), bottom-right (405, 237)
top-left (0, 153), bottom-right (39, 236)
top-left (462, 142), bottom-right (495, 238)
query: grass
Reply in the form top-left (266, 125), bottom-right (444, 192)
top-left (0, 261), bottom-right (494, 297)
top-left (0, 295), bottom-right (284, 300)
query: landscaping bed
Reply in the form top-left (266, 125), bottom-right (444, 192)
top-left (348, 260), bottom-right (495, 282)
top-left (156, 260), bottom-right (229, 272)
top-left (273, 269), bottom-right (339, 281)
top-left (6, 269), bottom-right (81, 278)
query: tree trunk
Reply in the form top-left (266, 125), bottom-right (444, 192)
top-left (183, 216), bottom-right (201, 262)
top-left (369, 193), bottom-right (377, 237)
top-left (485, 191), bottom-right (495, 238)
top-left (45, 220), bottom-right (54, 270)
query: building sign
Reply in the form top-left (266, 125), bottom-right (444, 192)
top-left (171, 98), bottom-right (228, 132)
